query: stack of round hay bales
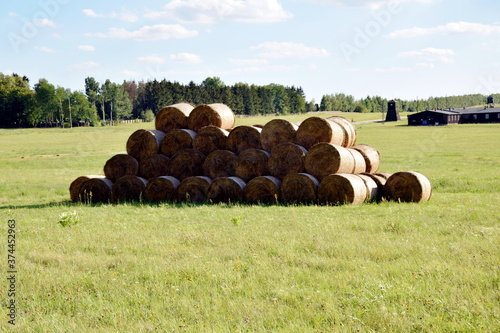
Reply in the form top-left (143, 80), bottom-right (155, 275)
top-left (70, 103), bottom-right (432, 206)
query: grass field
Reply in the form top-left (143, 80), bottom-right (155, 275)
top-left (0, 113), bottom-right (499, 332)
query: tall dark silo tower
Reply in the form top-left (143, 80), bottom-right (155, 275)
top-left (487, 95), bottom-right (494, 107)
top-left (385, 100), bottom-right (400, 122)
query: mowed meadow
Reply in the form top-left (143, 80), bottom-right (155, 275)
top-left (0, 112), bottom-right (499, 332)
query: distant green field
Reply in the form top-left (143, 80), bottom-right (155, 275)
top-left (0, 114), bottom-right (498, 332)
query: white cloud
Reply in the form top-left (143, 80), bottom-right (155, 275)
top-left (229, 58), bottom-right (269, 66)
top-left (86, 24), bottom-right (198, 41)
top-left (35, 46), bottom-right (56, 53)
top-left (303, 0), bottom-right (436, 9)
top-left (374, 67), bottom-right (412, 73)
top-left (72, 61), bottom-right (100, 69)
top-left (170, 53), bottom-right (202, 65)
top-left (36, 18), bottom-right (56, 27)
top-left (83, 8), bottom-right (138, 22)
top-left (387, 21), bottom-right (500, 38)
top-left (78, 45), bottom-right (96, 52)
top-left (144, 0), bottom-right (292, 23)
top-left (137, 55), bottom-right (166, 64)
top-left (399, 47), bottom-right (455, 63)
top-left (251, 42), bottom-right (330, 58)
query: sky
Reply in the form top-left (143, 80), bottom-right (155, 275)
top-left (1, 0), bottom-right (500, 103)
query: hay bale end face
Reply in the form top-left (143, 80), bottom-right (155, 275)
top-left (348, 148), bottom-right (367, 174)
top-left (126, 129), bottom-right (166, 161)
top-left (318, 174), bottom-right (367, 205)
top-left (328, 116), bottom-right (357, 147)
top-left (384, 171), bottom-right (432, 203)
top-left (168, 149), bottom-right (206, 180)
top-left (353, 144), bottom-right (380, 174)
top-left (304, 143), bottom-right (354, 180)
top-left (155, 102), bottom-right (194, 132)
top-left (280, 173), bottom-right (319, 204)
top-left (177, 176), bottom-right (212, 203)
top-left (111, 175), bottom-right (148, 203)
top-left (296, 117), bottom-right (345, 150)
top-left (226, 125), bottom-right (262, 154)
top-left (261, 119), bottom-right (298, 152)
top-left (160, 129), bottom-right (197, 157)
top-left (104, 154), bottom-right (139, 182)
top-left (244, 176), bottom-right (281, 204)
top-left (193, 125), bottom-right (229, 156)
top-left (69, 175), bottom-right (105, 202)
top-left (188, 103), bottom-right (235, 132)
top-left (137, 154), bottom-right (170, 180)
top-left (268, 142), bottom-right (307, 180)
top-left (235, 149), bottom-right (270, 182)
top-left (203, 150), bottom-right (238, 179)
top-left (143, 176), bottom-right (181, 203)
top-left (78, 178), bottom-right (114, 204)
top-left (207, 177), bottom-right (246, 203)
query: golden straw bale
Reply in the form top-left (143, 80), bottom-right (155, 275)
top-left (168, 149), bottom-right (206, 180)
top-left (260, 119), bottom-right (298, 152)
top-left (268, 142), bottom-right (307, 180)
top-left (126, 129), bottom-right (166, 161)
top-left (244, 176), bottom-right (281, 204)
top-left (375, 172), bottom-right (392, 180)
top-left (69, 175), bottom-right (105, 202)
top-left (304, 143), bottom-right (355, 180)
top-left (384, 171), bottom-right (432, 203)
top-left (353, 144), bottom-right (380, 174)
top-left (103, 154), bottom-right (138, 182)
top-left (177, 176), bottom-right (212, 203)
top-left (356, 174), bottom-right (379, 202)
top-left (188, 103), bottom-right (235, 132)
top-left (78, 178), bottom-right (114, 204)
top-left (160, 129), bottom-right (197, 157)
top-left (111, 175), bottom-right (148, 203)
top-left (137, 154), bottom-right (170, 180)
top-left (143, 176), bottom-right (181, 203)
top-left (280, 173), bottom-right (319, 204)
top-left (207, 177), bottom-right (246, 203)
top-left (203, 150), bottom-right (238, 179)
top-left (226, 125), bottom-right (262, 154)
top-left (360, 172), bottom-right (387, 202)
top-left (235, 149), bottom-right (270, 182)
top-left (155, 102), bottom-right (194, 132)
top-left (318, 174), bottom-right (367, 205)
top-left (348, 148), bottom-right (367, 174)
top-left (328, 116), bottom-right (357, 147)
top-left (193, 125), bottom-right (229, 156)
top-left (296, 117), bottom-right (345, 150)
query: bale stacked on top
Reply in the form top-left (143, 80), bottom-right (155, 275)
top-left (71, 102), bottom-right (431, 205)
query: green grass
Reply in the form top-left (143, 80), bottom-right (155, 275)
top-left (0, 116), bottom-right (499, 332)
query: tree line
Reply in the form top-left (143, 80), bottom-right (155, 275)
top-left (0, 72), bottom-right (497, 128)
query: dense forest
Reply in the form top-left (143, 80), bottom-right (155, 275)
top-left (0, 72), bottom-right (497, 128)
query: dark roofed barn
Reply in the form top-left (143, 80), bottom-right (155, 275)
top-left (408, 108), bottom-right (500, 126)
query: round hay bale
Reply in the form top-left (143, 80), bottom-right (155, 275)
top-left (375, 172), bottom-right (392, 180)
top-left (103, 154), bottom-right (139, 182)
top-left (268, 142), bottom-right (307, 180)
top-left (168, 149), bottom-right (206, 180)
top-left (207, 176), bottom-right (246, 203)
top-left (78, 178), bottom-right (114, 204)
top-left (226, 125), bottom-right (262, 154)
top-left (143, 176), bottom-right (181, 203)
top-left (203, 150), bottom-right (238, 179)
top-left (69, 175), bottom-right (105, 202)
top-left (348, 148), bottom-right (367, 174)
top-left (111, 175), bottom-right (148, 203)
top-left (318, 174), bottom-right (367, 205)
top-left (356, 174), bottom-right (379, 202)
top-left (155, 102), bottom-right (194, 132)
top-left (304, 143), bottom-right (355, 180)
top-left (384, 171), bottom-right (432, 203)
top-left (353, 144), bottom-right (380, 174)
top-left (160, 129), bottom-right (197, 157)
top-left (244, 176), bottom-right (281, 204)
top-left (260, 119), bottom-right (298, 152)
top-left (193, 125), bottom-right (229, 156)
top-left (177, 176), bottom-right (212, 203)
top-left (280, 173), bottom-right (319, 204)
top-left (361, 172), bottom-right (387, 202)
top-left (126, 129), bottom-right (166, 161)
top-left (188, 103), bottom-right (235, 132)
top-left (235, 149), bottom-right (270, 182)
top-left (296, 117), bottom-right (345, 150)
top-left (137, 154), bottom-right (170, 180)
top-left (328, 116), bottom-right (357, 147)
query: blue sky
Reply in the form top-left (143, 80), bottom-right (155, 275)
top-left (2, 0), bottom-right (500, 102)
